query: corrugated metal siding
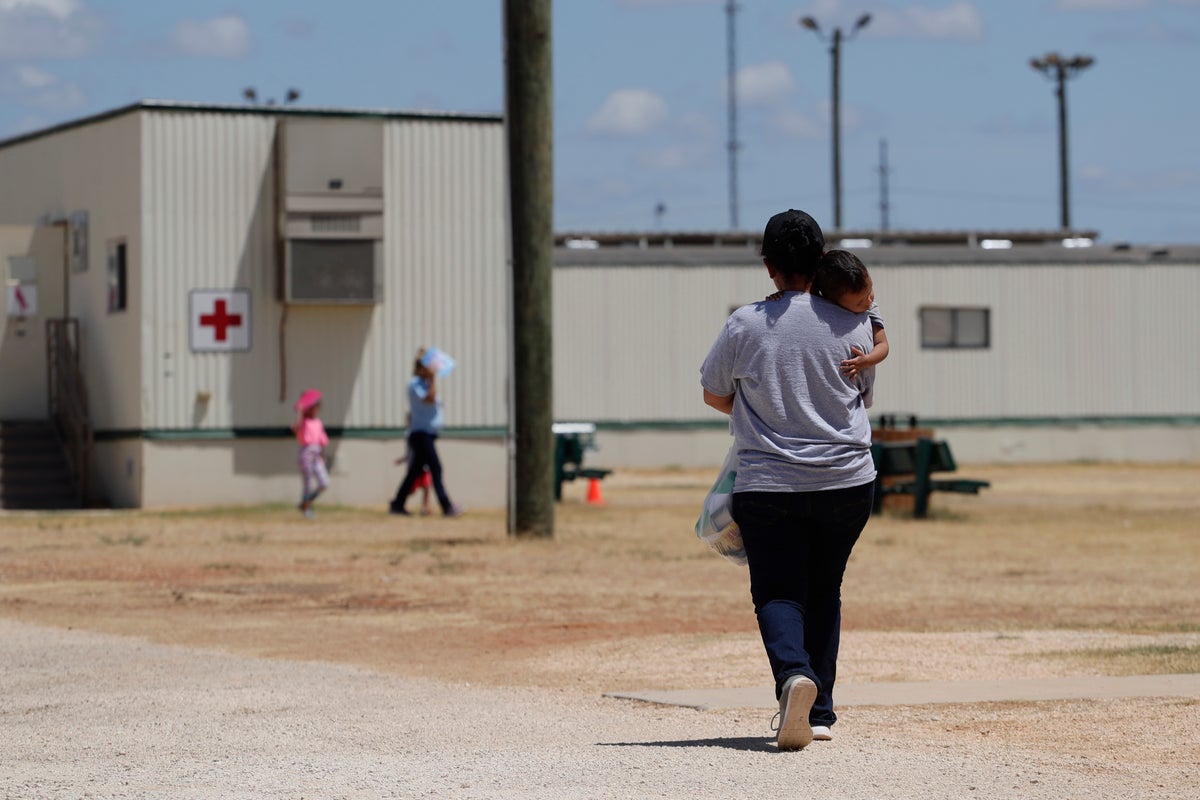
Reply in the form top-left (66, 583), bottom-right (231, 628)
top-left (553, 263), bottom-right (771, 421)
top-left (0, 113), bottom-right (143, 429)
top-left (140, 111), bottom-right (508, 431)
top-left (141, 110), bottom-right (280, 430)
top-left (381, 119), bottom-right (509, 428)
top-left (554, 260), bottom-right (1200, 424)
top-left (870, 262), bottom-right (1198, 419)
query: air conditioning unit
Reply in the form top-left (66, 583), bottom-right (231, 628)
top-left (285, 238), bottom-right (382, 304)
top-left (277, 118), bottom-right (385, 304)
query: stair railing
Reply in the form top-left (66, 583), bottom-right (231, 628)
top-left (45, 318), bottom-right (92, 505)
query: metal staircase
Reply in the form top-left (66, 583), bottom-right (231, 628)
top-left (0, 318), bottom-right (93, 510)
top-left (0, 420), bottom-right (81, 509)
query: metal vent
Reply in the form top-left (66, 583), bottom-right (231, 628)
top-left (286, 239), bottom-right (380, 304)
top-left (310, 215), bottom-right (362, 234)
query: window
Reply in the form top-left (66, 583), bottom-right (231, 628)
top-left (920, 306), bottom-right (989, 349)
top-left (107, 239), bottom-right (127, 312)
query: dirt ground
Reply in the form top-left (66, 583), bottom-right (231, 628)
top-left (2, 461), bottom-right (1199, 795)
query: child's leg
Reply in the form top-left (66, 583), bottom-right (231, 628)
top-left (299, 447), bottom-right (314, 510)
top-left (299, 446), bottom-right (329, 512)
top-left (309, 451), bottom-right (331, 504)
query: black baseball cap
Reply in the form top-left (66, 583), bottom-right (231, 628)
top-left (760, 209), bottom-right (825, 276)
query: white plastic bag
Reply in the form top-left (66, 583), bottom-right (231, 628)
top-left (694, 446), bottom-right (747, 566)
top-left (420, 347), bottom-right (456, 377)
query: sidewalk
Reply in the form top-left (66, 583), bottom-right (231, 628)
top-left (606, 673), bottom-right (1200, 710)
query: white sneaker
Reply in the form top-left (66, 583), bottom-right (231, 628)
top-left (811, 725), bottom-right (833, 741)
top-left (771, 675), bottom-right (817, 751)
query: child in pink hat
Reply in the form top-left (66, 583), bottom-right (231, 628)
top-left (292, 389), bottom-right (329, 518)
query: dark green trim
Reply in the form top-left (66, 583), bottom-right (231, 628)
top-left (93, 415), bottom-right (1200, 443)
top-left (901, 415), bottom-right (1200, 428)
top-left (594, 415), bottom-right (1200, 431)
top-left (0, 100), bottom-right (502, 152)
top-left (95, 426), bottom-right (507, 442)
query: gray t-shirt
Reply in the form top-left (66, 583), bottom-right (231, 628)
top-left (700, 291), bottom-right (877, 492)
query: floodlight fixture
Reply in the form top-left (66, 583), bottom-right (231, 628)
top-left (799, 12), bottom-right (873, 230)
top-left (1030, 52), bottom-right (1095, 229)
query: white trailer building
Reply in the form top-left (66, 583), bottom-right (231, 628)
top-left (2, 102), bottom-right (1197, 509)
top-left (1, 102), bottom-right (510, 509)
top-left (552, 234), bottom-right (1200, 468)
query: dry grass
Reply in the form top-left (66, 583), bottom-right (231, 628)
top-left (1, 461), bottom-right (1197, 690)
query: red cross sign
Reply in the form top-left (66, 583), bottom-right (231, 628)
top-left (200, 300), bottom-right (242, 341)
top-left (190, 289), bottom-right (251, 352)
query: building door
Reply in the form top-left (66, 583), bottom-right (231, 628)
top-left (0, 223), bottom-right (66, 419)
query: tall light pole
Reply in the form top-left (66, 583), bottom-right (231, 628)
top-left (726, 0), bottom-right (740, 230)
top-left (1030, 52), bottom-right (1094, 230)
top-left (800, 13), bottom-right (871, 231)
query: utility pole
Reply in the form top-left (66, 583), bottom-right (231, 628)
top-left (725, 0), bottom-right (740, 230)
top-left (1030, 52), bottom-right (1094, 230)
top-left (504, 0), bottom-right (554, 538)
top-left (800, 13), bottom-right (871, 232)
top-left (878, 138), bottom-right (890, 233)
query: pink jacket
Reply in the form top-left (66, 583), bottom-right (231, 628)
top-left (295, 418), bottom-right (329, 447)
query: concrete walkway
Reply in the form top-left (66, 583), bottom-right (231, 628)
top-left (607, 673), bottom-right (1200, 710)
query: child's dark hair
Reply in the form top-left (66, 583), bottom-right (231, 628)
top-left (813, 249), bottom-right (870, 301)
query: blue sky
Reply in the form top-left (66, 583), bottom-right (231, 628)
top-left (1, 0), bottom-right (1197, 244)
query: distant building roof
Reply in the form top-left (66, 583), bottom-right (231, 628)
top-left (0, 99), bottom-right (502, 151)
top-left (555, 231), bottom-right (1200, 266)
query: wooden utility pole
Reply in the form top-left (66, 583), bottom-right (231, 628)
top-left (505, 0), bottom-right (555, 538)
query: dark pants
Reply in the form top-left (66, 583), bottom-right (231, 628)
top-left (391, 431), bottom-right (454, 514)
top-left (732, 481), bottom-right (874, 728)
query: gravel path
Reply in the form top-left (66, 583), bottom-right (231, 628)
top-left (3, 620), bottom-right (1194, 800)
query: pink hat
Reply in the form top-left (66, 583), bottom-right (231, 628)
top-left (295, 388), bottom-right (322, 412)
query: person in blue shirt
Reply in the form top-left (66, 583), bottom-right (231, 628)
top-left (389, 350), bottom-right (463, 517)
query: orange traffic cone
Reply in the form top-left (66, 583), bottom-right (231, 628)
top-left (586, 477), bottom-right (605, 505)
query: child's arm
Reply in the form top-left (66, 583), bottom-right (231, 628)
top-left (840, 324), bottom-right (888, 378)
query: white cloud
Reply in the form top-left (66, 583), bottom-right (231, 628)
top-left (0, 0), bottom-right (97, 58)
top-left (771, 99), bottom-right (866, 141)
top-left (1, 63), bottom-right (83, 111)
top-left (0, 0), bottom-right (79, 20)
top-left (864, 2), bottom-right (984, 41)
top-left (731, 61), bottom-right (796, 107)
top-left (173, 15), bottom-right (251, 59)
top-left (588, 89), bottom-right (669, 136)
top-left (16, 63), bottom-right (54, 88)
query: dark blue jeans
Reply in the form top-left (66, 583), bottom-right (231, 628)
top-left (732, 481), bottom-right (874, 728)
top-left (391, 431), bottom-right (454, 514)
